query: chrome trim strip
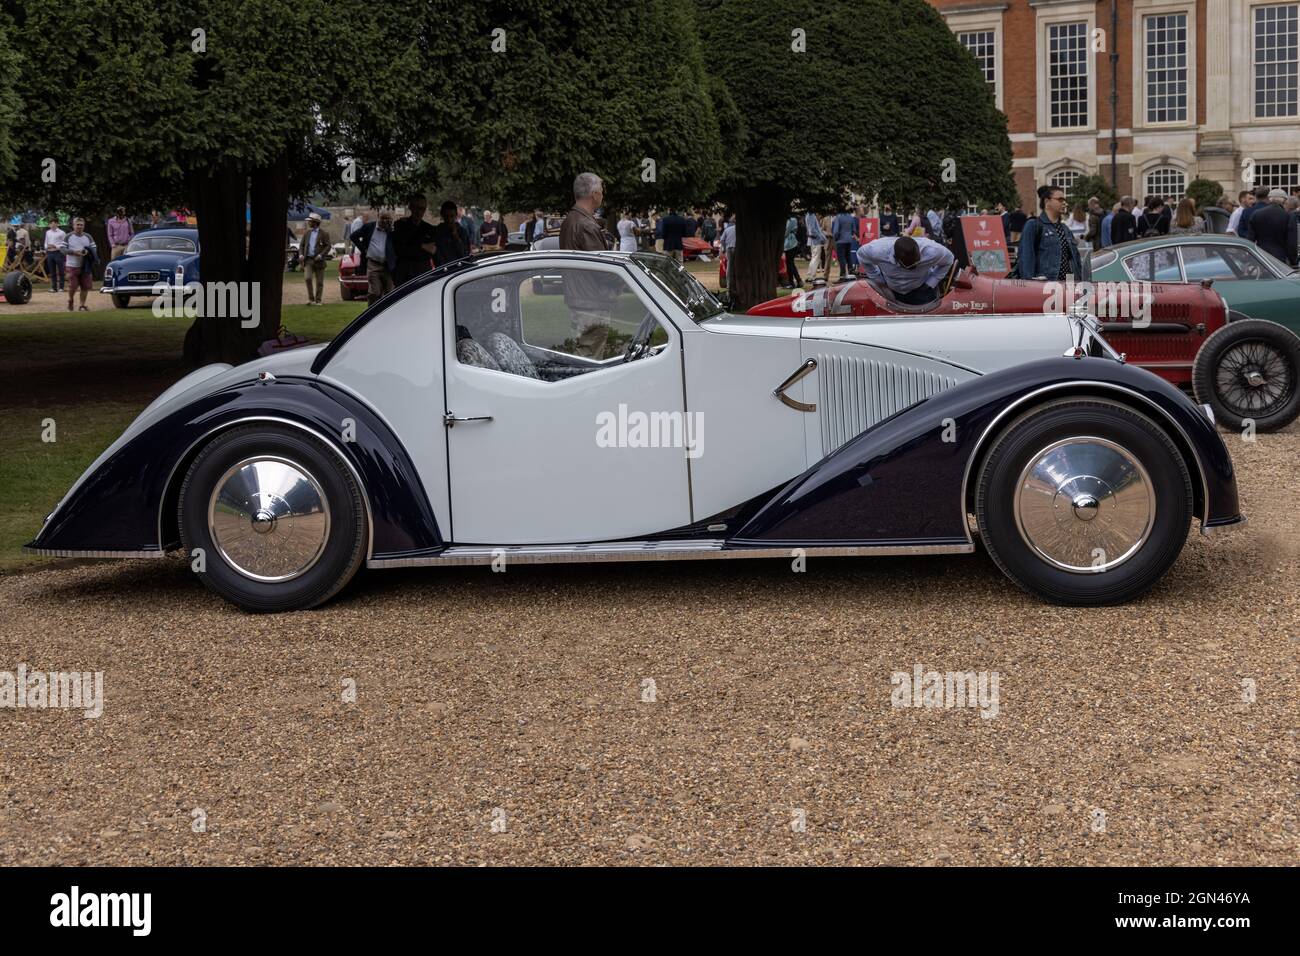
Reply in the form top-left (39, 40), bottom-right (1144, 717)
top-left (23, 547), bottom-right (165, 559)
top-left (1201, 515), bottom-right (1247, 536)
top-left (158, 415), bottom-right (375, 561)
top-left (99, 285), bottom-right (168, 295)
top-left (958, 380), bottom-right (1212, 544)
top-left (367, 540), bottom-right (973, 568)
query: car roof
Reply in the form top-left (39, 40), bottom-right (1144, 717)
top-left (311, 249), bottom-right (651, 374)
top-left (131, 226), bottom-right (198, 238)
top-left (1101, 233), bottom-right (1247, 255)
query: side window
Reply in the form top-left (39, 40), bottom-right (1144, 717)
top-left (1124, 249), bottom-right (1182, 282)
top-left (1181, 246), bottom-right (1239, 281)
top-left (1153, 248), bottom-right (1182, 282)
top-left (1123, 252), bottom-right (1152, 281)
top-left (453, 267), bottom-right (668, 382)
top-left (1222, 246), bottom-right (1272, 280)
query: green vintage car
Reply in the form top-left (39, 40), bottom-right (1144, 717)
top-left (1090, 234), bottom-right (1300, 431)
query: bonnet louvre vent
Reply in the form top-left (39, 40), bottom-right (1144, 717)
top-left (816, 353), bottom-right (961, 452)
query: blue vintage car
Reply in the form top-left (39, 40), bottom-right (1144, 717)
top-left (100, 227), bottom-right (200, 308)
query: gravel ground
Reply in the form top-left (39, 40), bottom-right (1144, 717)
top-left (0, 427), bottom-right (1295, 866)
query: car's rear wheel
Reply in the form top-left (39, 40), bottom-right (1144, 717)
top-left (338, 282), bottom-right (355, 301)
top-left (178, 425), bottom-right (368, 612)
top-left (3, 271), bottom-right (32, 304)
top-left (110, 293), bottom-right (131, 309)
top-left (975, 398), bottom-right (1193, 606)
top-left (1192, 319), bottom-right (1300, 432)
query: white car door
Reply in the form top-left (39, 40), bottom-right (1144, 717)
top-left (442, 259), bottom-right (692, 545)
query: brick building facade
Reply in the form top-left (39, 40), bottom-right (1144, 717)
top-left (928, 0), bottom-right (1300, 211)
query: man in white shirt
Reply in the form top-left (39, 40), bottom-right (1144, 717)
top-left (43, 221), bottom-right (67, 293)
top-left (855, 234), bottom-right (954, 305)
top-left (1225, 190), bottom-right (1254, 235)
top-left (64, 218), bottom-right (98, 312)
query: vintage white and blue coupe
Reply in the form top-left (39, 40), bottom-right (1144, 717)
top-left (28, 251), bottom-right (1242, 611)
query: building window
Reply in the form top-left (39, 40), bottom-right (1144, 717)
top-left (1254, 3), bottom-right (1299, 118)
top-left (1048, 21), bottom-right (1090, 128)
top-left (1145, 12), bottom-right (1188, 123)
top-left (1255, 160), bottom-right (1300, 189)
top-left (958, 30), bottom-right (996, 86)
top-left (1144, 166), bottom-right (1187, 199)
top-left (1049, 168), bottom-right (1084, 194)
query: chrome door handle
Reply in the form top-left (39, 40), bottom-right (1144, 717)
top-left (773, 358), bottom-right (817, 412)
top-left (443, 412), bottom-right (494, 428)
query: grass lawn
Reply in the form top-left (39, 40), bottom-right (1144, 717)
top-left (0, 300), bottom-right (362, 571)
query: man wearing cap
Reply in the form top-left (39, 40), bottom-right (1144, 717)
top-left (1250, 189), bottom-right (1298, 268)
top-left (298, 212), bottom-right (332, 304)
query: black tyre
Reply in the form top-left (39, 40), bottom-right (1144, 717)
top-left (111, 293), bottom-right (131, 309)
top-left (1192, 319), bottom-right (1300, 432)
top-left (3, 271), bottom-right (32, 304)
top-left (177, 425), bottom-right (368, 612)
top-left (975, 398), bottom-right (1193, 606)
top-left (338, 283), bottom-right (354, 301)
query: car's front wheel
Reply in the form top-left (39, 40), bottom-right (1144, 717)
top-left (338, 282), bottom-right (355, 301)
top-left (110, 293), bottom-right (131, 309)
top-left (1192, 319), bottom-right (1300, 432)
top-left (177, 425), bottom-right (368, 612)
top-left (975, 398), bottom-right (1193, 606)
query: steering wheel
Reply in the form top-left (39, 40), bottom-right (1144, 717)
top-left (623, 312), bottom-right (659, 363)
top-left (937, 259), bottom-right (961, 298)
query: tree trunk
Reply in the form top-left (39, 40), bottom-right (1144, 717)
top-left (247, 154), bottom-right (289, 351)
top-left (184, 161), bottom-right (248, 366)
top-left (727, 186), bottom-right (790, 313)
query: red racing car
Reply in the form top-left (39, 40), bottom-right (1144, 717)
top-left (749, 266), bottom-right (1297, 431)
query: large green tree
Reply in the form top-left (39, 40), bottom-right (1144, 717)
top-left (701, 0), bottom-right (1016, 310)
top-left (442, 0), bottom-right (725, 215)
top-left (0, 15), bottom-right (19, 186)
top-left (0, 0), bottom-right (465, 364)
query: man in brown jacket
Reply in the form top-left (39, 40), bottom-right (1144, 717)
top-left (298, 212), bottom-right (331, 304)
top-left (559, 171), bottom-right (616, 358)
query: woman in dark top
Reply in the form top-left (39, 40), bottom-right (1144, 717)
top-left (1017, 185), bottom-right (1087, 281)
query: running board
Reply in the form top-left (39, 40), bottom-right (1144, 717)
top-left (367, 540), bottom-right (973, 568)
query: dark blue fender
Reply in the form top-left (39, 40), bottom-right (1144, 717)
top-left (27, 377), bottom-right (442, 558)
top-left (731, 356), bottom-right (1241, 546)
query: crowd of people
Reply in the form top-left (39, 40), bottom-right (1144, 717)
top-left (7, 175), bottom-right (1297, 314)
top-left (3, 207), bottom-right (186, 310)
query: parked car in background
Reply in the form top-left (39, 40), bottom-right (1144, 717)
top-left (28, 251), bottom-right (1241, 612)
top-left (336, 251), bottom-right (369, 300)
top-left (749, 252), bottom-right (1300, 433)
top-left (1089, 234), bottom-right (1300, 430)
top-left (101, 228), bottom-right (200, 309)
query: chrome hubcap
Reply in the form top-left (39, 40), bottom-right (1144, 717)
top-left (1014, 437), bottom-right (1155, 573)
top-left (207, 457), bottom-right (330, 582)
